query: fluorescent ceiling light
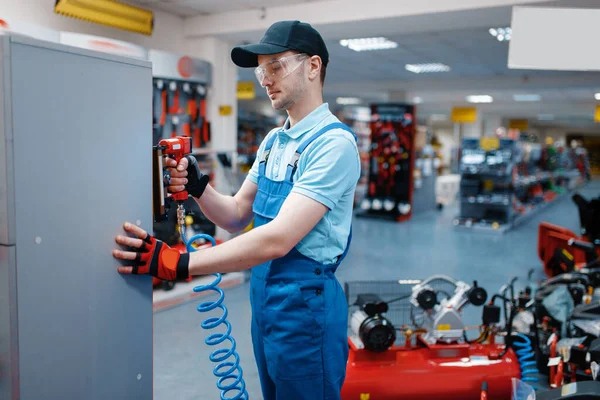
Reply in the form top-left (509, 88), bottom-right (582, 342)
top-left (466, 95), bottom-right (493, 103)
top-left (538, 114), bottom-right (554, 120)
top-left (336, 97), bottom-right (362, 105)
top-left (339, 37), bottom-right (397, 52)
top-left (513, 94), bottom-right (541, 102)
top-left (405, 63), bottom-right (450, 74)
top-left (489, 27), bottom-right (512, 42)
top-left (595, 92), bottom-right (600, 100)
top-left (412, 97), bottom-right (423, 104)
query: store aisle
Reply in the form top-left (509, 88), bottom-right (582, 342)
top-left (154, 179), bottom-right (600, 400)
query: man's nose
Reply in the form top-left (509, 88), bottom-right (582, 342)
top-left (260, 74), bottom-right (273, 87)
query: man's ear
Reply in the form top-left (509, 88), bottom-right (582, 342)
top-left (308, 56), bottom-right (321, 82)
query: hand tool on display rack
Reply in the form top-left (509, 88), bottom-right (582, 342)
top-left (193, 85), bottom-right (208, 148)
top-left (167, 81), bottom-right (182, 114)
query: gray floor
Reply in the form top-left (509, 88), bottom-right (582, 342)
top-left (154, 179), bottom-right (600, 400)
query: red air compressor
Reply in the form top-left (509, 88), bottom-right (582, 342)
top-left (341, 277), bottom-right (521, 400)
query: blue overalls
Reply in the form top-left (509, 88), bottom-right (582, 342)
top-left (250, 122), bottom-right (356, 400)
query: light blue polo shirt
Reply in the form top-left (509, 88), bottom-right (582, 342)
top-left (246, 103), bottom-right (360, 265)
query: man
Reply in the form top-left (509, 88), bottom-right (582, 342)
top-left (113, 20), bottom-right (360, 400)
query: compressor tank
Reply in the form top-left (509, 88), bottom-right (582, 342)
top-left (341, 337), bottom-right (520, 400)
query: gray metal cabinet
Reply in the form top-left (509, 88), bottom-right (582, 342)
top-left (0, 34), bottom-right (153, 399)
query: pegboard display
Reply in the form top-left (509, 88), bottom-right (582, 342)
top-left (357, 103), bottom-right (416, 222)
top-left (152, 78), bottom-right (210, 149)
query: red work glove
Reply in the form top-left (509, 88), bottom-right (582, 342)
top-left (113, 222), bottom-right (190, 281)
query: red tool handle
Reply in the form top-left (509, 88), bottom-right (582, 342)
top-left (188, 99), bottom-right (198, 121)
top-left (194, 126), bottom-right (202, 149)
top-left (160, 90), bottom-right (167, 126)
top-left (168, 89), bottom-right (180, 114)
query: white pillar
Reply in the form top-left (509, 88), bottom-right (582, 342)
top-left (185, 37), bottom-right (239, 240)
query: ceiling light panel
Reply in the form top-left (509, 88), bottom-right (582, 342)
top-left (405, 63), bottom-right (451, 74)
top-left (595, 93), bottom-right (600, 100)
top-left (489, 27), bottom-right (512, 42)
top-left (513, 94), bottom-right (541, 102)
top-left (339, 37), bottom-right (398, 52)
top-left (466, 95), bottom-right (493, 103)
top-left (336, 97), bottom-right (362, 105)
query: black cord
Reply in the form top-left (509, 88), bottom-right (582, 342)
top-left (386, 293), bottom-right (412, 304)
top-left (491, 294), bottom-right (512, 323)
top-left (499, 303), bottom-right (517, 358)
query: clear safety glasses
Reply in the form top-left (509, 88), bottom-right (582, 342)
top-left (254, 53), bottom-right (309, 86)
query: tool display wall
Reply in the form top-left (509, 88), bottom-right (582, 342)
top-left (149, 50), bottom-right (212, 150)
top-left (454, 137), bottom-right (588, 233)
top-left (153, 79), bottom-right (209, 148)
top-left (357, 103), bottom-right (416, 222)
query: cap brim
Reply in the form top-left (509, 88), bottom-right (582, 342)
top-left (231, 43), bottom-right (291, 68)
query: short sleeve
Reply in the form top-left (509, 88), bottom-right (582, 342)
top-left (246, 128), bottom-right (278, 185)
top-left (291, 132), bottom-right (360, 210)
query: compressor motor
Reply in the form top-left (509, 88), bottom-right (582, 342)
top-left (350, 293), bottom-right (396, 352)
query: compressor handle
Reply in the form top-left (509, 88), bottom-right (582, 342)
top-left (568, 238), bottom-right (599, 252)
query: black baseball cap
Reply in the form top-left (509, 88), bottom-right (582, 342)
top-left (231, 20), bottom-right (329, 68)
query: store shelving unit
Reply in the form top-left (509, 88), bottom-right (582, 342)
top-left (453, 138), bottom-right (587, 234)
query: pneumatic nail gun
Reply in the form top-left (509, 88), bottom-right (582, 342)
top-left (153, 136), bottom-right (206, 240)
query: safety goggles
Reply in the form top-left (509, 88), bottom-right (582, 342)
top-left (254, 53), bottom-right (309, 86)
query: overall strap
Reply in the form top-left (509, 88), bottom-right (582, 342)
top-left (258, 131), bottom-right (280, 177)
top-left (285, 122), bottom-right (355, 181)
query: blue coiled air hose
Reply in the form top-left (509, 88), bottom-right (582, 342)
top-left (512, 333), bottom-right (539, 384)
top-left (183, 232), bottom-right (248, 400)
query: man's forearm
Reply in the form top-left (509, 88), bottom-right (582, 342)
top-left (188, 223), bottom-right (285, 275)
top-left (194, 184), bottom-right (247, 232)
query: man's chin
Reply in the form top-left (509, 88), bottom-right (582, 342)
top-left (271, 100), bottom-right (286, 110)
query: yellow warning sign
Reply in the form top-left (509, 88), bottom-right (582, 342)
top-left (595, 105), bottom-right (600, 123)
top-left (237, 81), bottom-right (255, 100)
top-left (437, 324), bottom-right (451, 331)
top-left (509, 119), bottom-right (529, 131)
top-left (219, 105), bottom-right (233, 116)
top-left (451, 107), bottom-right (477, 123)
top-left (360, 394), bottom-right (370, 400)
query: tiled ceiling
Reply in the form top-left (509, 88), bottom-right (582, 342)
top-left (130, 0), bottom-right (319, 16)
top-left (236, 25), bottom-right (600, 122)
top-left (237, 26), bottom-right (580, 87)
